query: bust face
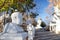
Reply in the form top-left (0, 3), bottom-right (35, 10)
top-left (11, 12), bottom-right (23, 25)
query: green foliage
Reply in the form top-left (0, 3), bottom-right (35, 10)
top-left (30, 12), bottom-right (39, 18)
top-left (0, 0), bottom-right (13, 12)
top-left (0, 0), bottom-right (36, 12)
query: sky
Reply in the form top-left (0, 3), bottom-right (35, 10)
top-left (33, 0), bottom-right (50, 21)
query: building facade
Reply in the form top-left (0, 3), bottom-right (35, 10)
top-left (49, 0), bottom-right (60, 34)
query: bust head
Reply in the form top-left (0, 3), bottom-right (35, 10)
top-left (11, 11), bottom-right (23, 25)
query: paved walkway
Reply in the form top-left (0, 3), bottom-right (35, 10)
top-left (34, 29), bottom-right (60, 40)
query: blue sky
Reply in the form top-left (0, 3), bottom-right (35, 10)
top-left (34, 0), bottom-right (50, 21)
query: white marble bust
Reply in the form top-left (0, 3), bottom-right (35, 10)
top-left (35, 18), bottom-right (42, 29)
top-left (27, 24), bottom-right (35, 40)
top-left (0, 10), bottom-right (27, 40)
top-left (3, 11), bottom-right (23, 33)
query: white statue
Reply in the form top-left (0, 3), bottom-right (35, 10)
top-left (35, 18), bottom-right (42, 29)
top-left (27, 24), bottom-right (35, 40)
top-left (0, 10), bottom-right (27, 40)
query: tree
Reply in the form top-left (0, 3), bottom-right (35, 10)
top-left (41, 21), bottom-right (46, 27)
top-left (0, 0), bottom-right (36, 12)
top-left (30, 12), bottom-right (39, 18)
top-left (0, 0), bottom-right (13, 12)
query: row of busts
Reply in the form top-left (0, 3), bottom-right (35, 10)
top-left (0, 12), bottom-right (42, 33)
top-left (0, 11), bottom-right (36, 40)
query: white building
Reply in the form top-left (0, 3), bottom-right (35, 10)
top-left (49, 1), bottom-right (60, 34)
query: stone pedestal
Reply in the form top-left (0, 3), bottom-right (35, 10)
top-left (0, 32), bottom-right (27, 40)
